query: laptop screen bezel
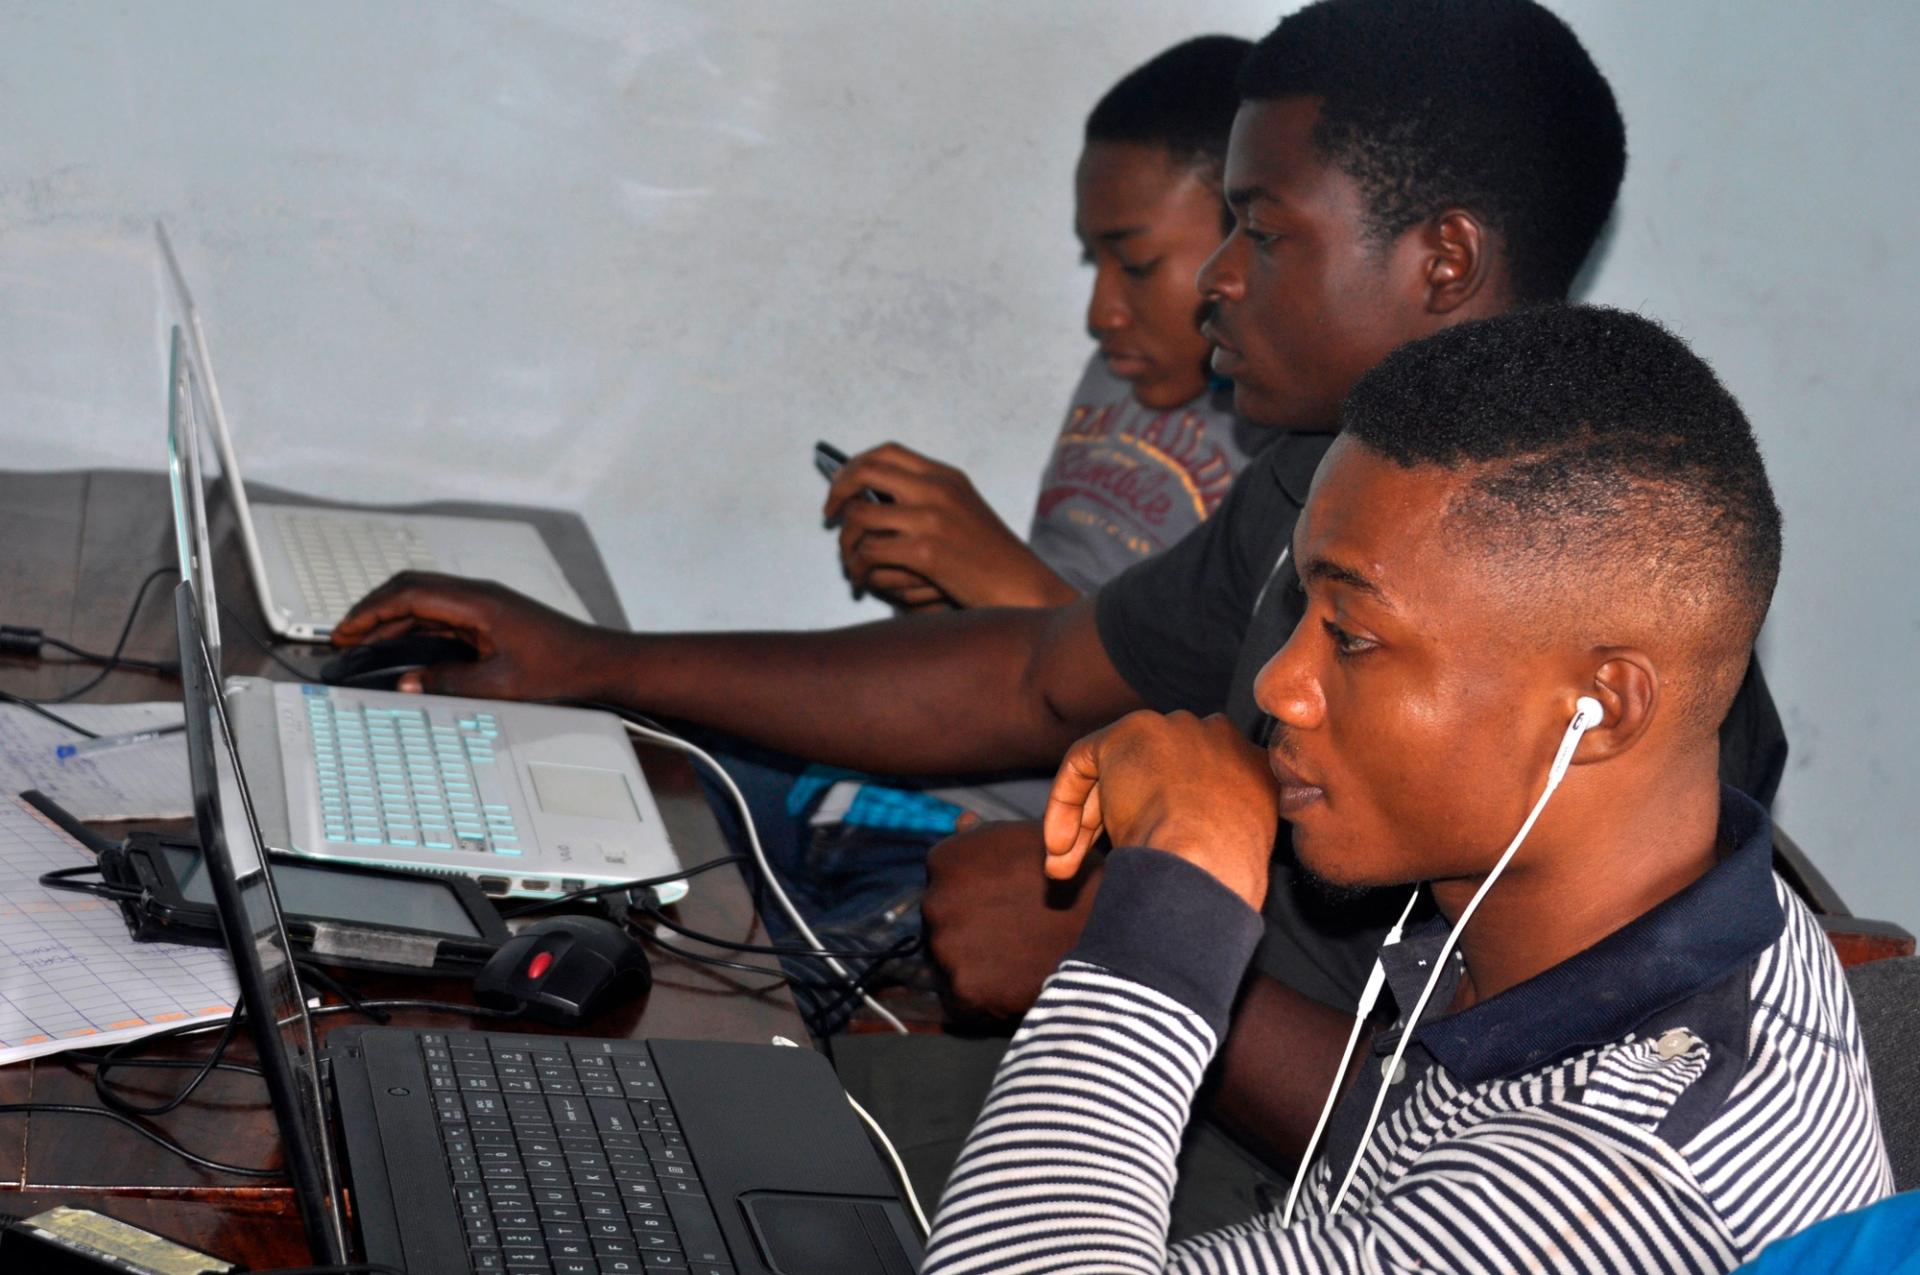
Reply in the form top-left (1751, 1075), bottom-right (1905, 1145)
top-left (174, 582), bottom-right (350, 1264)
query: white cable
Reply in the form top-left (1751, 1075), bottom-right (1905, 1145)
top-left (621, 719), bottom-right (909, 1033)
top-left (772, 1034), bottom-right (932, 1235)
top-left (1279, 887), bottom-right (1421, 1227)
top-left (1326, 697), bottom-right (1602, 1216)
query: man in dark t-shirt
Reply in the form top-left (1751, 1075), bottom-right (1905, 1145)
top-left (333, 0), bottom-right (1784, 1216)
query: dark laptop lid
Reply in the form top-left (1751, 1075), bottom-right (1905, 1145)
top-left (175, 581), bottom-right (349, 1264)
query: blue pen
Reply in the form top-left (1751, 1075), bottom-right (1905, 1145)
top-left (55, 724), bottom-right (186, 760)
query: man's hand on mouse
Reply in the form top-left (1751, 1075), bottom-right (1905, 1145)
top-left (333, 571), bottom-right (616, 700)
top-left (1043, 710), bottom-right (1280, 911)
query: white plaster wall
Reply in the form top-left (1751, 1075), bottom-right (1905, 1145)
top-left (2, 1), bottom-right (1915, 925)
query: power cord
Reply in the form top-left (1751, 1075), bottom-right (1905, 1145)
top-left (217, 599), bottom-right (321, 679)
top-left (2, 565), bottom-right (179, 703)
top-left (0, 689), bottom-right (101, 738)
top-left (0, 1101), bottom-right (283, 1178)
top-left (614, 717), bottom-right (910, 1034)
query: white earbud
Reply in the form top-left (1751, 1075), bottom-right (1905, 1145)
top-left (1314, 691), bottom-right (1608, 1219)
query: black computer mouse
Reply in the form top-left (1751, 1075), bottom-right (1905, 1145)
top-left (473, 915), bottom-right (653, 1027)
top-left (317, 633), bottom-right (480, 690)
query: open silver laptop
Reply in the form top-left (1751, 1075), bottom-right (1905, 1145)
top-left (157, 221), bottom-right (591, 642)
top-left (166, 327), bottom-right (683, 903)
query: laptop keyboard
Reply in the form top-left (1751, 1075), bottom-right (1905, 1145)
top-left (304, 690), bottom-right (524, 853)
top-left (426, 1032), bottom-right (734, 1274)
top-left (279, 511), bottom-right (437, 619)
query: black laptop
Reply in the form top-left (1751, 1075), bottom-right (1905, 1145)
top-left (174, 582), bottom-right (923, 1274)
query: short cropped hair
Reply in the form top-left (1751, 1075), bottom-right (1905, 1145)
top-left (1241, 0), bottom-right (1626, 303)
top-left (1341, 305), bottom-right (1782, 727)
top-left (1086, 35), bottom-right (1252, 176)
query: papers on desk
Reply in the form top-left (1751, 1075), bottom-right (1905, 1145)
top-left (0, 794), bottom-right (237, 1066)
top-left (0, 701), bottom-right (189, 820)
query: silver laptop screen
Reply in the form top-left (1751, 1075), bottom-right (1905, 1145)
top-left (165, 326), bottom-right (223, 672)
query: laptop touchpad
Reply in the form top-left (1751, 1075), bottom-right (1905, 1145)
top-left (742, 1194), bottom-right (917, 1275)
top-left (528, 763), bottom-right (641, 821)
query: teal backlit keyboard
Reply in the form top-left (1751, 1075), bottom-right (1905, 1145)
top-left (303, 689), bottom-right (524, 854)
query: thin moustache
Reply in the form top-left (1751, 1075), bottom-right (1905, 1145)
top-left (1201, 318), bottom-right (1240, 354)
top-left (1267, 750), bottom-right (1322, 792)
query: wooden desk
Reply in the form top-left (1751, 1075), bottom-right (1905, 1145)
top-left (0, 469), bottom-right (805, 1268)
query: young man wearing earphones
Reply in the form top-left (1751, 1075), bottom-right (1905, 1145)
top-left (920, 305), bottom-right (1892, 1274)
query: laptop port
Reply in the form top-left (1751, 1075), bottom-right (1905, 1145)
top-left (522, 879), bottom-right (547, 893)
top-left (561, 878), bottom-right (585, 894)
top-left (477, 876), bottom-right (512, 897)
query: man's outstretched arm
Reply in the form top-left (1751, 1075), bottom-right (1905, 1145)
top-left (333, 572), bottom-right (1143, 776)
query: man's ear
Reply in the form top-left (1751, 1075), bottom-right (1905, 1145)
top-left (1415, 209), bottom-right (1500, 316)
top-left (1571, 650), bottom-right (1658, 764)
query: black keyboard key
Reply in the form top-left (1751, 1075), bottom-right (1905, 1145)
top-left (500, 1229), bottom-right (544, 1248)
top-left (599, 1261), bottom-right (645, 1274)
top-left (625, 1199), bottom-right (668, 1219)
top-left (640, 1254), bottom-right (686, 1269)
top-left (550, 1238), bottom-right (596, 1260)
top-left (549, 1095), bottom-right (593, 1127)
top-left (502, 1247), bottom-right (552, 1270)
top-left (553, 1260), bottom-right (598, 1275)
top-left (547, 1221), bottom-right (589, 1241)
top-left (539, 1204), bottom-right (585, 1226)
top-left (469, 1252), bottom-right (506, 1272)
top-left (494, 1210), bottom-right (540, 1230)
top-left (689, 1266), bottom-right (734, 1275)
top-left (590, 1097), bottom-right (637, 1135)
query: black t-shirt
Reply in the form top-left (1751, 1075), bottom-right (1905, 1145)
top-left (1094, 431), bottom-right (1789, 1011)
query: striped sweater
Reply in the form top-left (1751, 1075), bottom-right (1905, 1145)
top-left (923, 791), bottom-right (1892, 1274)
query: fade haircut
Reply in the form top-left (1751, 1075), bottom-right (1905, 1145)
top-left (1240, 0), bottom-right (1626, 303)
top-left (1341, 305), bottom-right (1782, 731)
top-left (1086, 35), bottom-right (1252, 178)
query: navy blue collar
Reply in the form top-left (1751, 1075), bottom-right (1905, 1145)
top-left (1382, 786), bottom-right (1784, 1085)
top-left (1267, 431), bottom-right (1336, 507)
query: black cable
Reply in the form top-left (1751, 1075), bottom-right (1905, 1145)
top-left (797, 933), bottom-right (922, 1034)
top-left (40, 634), bottom-right (176, 674)
top-left (0, 689), bottom-right (99, 738)
top-left (636, 897), bottom-right (922, 962)
top-left (218, 599), bottom-right (320, 679)
top-left (36, 864), bottom-right (143, 903)
top-left (95, 1013), bottom-right (247, 1119)
top-left (0, 1102), bottom-right (283, 1178)
top-left (637, 932), bottom-right (800, 983)
top-left (497, 853), bottom-right (750, 918)
top-left (43, 565), bottom-right (178, 704)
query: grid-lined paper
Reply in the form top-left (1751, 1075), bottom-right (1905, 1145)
top-left (0, 794), bottom-right (235, 1065)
